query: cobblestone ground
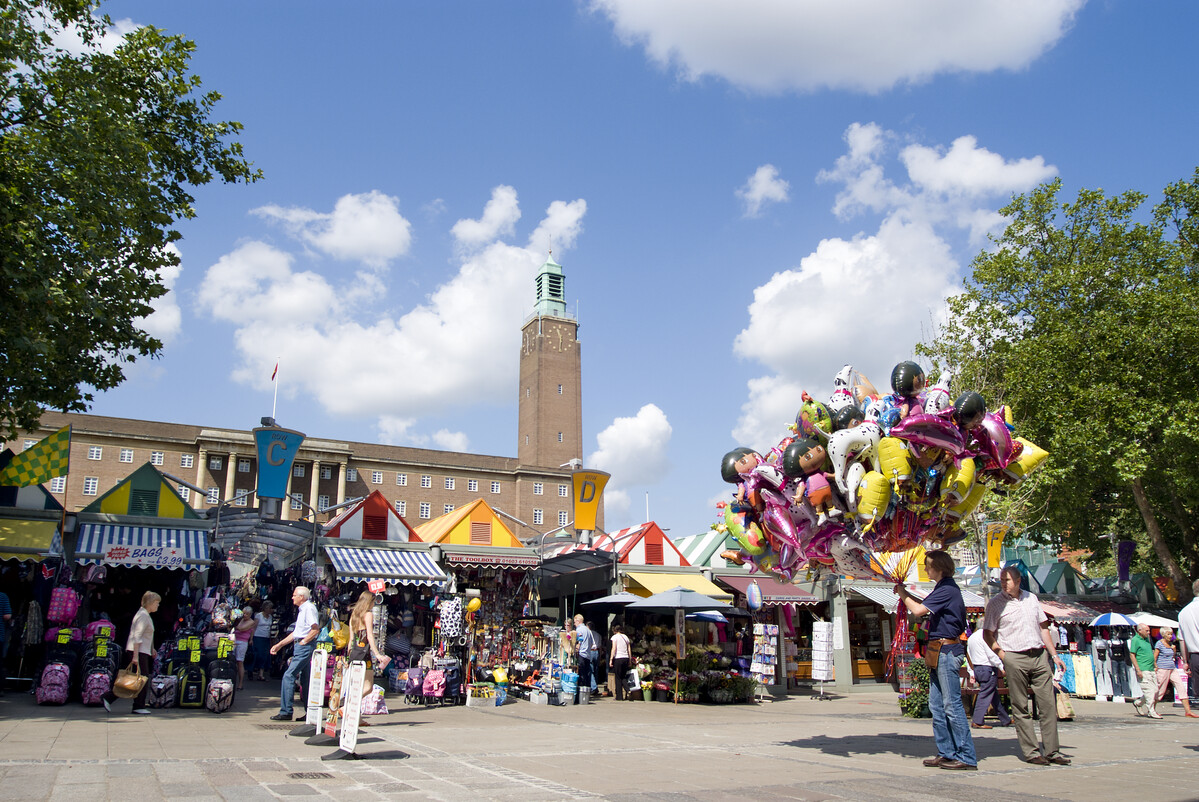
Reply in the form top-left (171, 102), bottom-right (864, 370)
top-left (1, 685), bottom-right (1196, 801)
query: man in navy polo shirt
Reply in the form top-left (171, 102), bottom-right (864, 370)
top-left (896, 549), bottom-right (977, 771)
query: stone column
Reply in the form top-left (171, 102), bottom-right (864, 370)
top-left (832, 590), bottom-right (853, 692)
top-left (336, 462), bottom-right (347, 505)
top-left (196, 449), bottom-right (208, 509)
top-left (309, 461), bottom-right (321, 514)
top-left (224, 452), bottom-right (237, 502)
top-left (282, 471), bottom-right (293, 521)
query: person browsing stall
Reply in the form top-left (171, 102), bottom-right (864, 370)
top-left (966, 622), bottom-right (1011, 729)
top-left (269, 586), bottom-right (319, 721)
top-left (895, 550), bottom-right (977, 771)
top-left (982, 566), bottom-right (1070, 765)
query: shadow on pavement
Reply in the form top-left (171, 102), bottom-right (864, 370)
top-left (781, 732), bottom-right (1018, 761)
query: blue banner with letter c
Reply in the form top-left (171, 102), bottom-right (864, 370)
top-left (253, 426), bottom-right (305, 499)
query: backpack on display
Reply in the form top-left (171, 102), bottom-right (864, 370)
top-left (147, 674), bottom-right (179, 708)
top-left (37, 662), bottom-right (71, 705)
top-left (84, 620), bottom-right (116, 640)
top-left (81, 671), bottom-right (112, 706)
top-left (44, 627), bottom-right (81, 644)
top-left (178, 665), bottom-right (206, 708)
top-left (47, 587), bottom-right (80, 625)
top-left (205, 678), bottom-right (235, 713)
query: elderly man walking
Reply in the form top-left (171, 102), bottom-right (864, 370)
top-left (983, 566), bottom-right (1070, 766)
top-left (1129, 622), bottom-right (1162, 719)
top-left (269, 586), bottom-right (319, 721)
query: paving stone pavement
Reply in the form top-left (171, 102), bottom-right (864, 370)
top-left (1, 683), bottom-right (1196, 801)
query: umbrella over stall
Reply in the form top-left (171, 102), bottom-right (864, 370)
top-left (624, 586), bottom-right (734, 614)
top-left (1090, 612), bottom-right (1138, 628)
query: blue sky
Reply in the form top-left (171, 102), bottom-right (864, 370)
top-left (81, 1), bottom-right (1196, 539)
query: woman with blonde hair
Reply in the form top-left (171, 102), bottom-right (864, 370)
top-left (348, 590), bottom-right (385, 688)
top-left (1153, 627), bottom-right (1195, 717)
top-left (103, 591), bottom-right (160, 715)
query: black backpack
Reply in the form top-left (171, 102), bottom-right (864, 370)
top-left (209, 658), bottom-right (236, 682)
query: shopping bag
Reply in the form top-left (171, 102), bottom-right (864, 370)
top-left (625, 669), bottom-right (640, 692)
top-left (113, 660), bottom-right (148, 699)
top-left (1055, 691), bottom-right (1075, 721)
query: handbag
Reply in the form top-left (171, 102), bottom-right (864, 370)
top-left (113, 660), bottom-right (148, 699)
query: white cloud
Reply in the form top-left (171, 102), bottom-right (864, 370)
top-left (588, 404), bottom-right (673, 525)
top-left (732, 123), bottom-right (1056, 446)
top-left (45, 14), bottom-right (139, 57)
top-left (253, 191), bottom-right (412, 268)
top-left (138, 244), bottom-right (183, 344)
top-left (737, 164), bottom-right (790, 218)
top-left (590, 0), bottom-right (1084, 93)
top-left (199, 186), bottom-right (587, 447)
top-left (451, 185), bottom-right (521, 249)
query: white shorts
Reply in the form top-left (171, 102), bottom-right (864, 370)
top-left (235, 640), bottom-right (250, 661)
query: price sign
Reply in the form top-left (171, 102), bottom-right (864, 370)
top-left (178, 638), bottom-right (189, 651)
top-left (57, 629), bottom-right (71, 644)
top-left (188, 636), bottom-right (201, 651)
top-left (367, 579), bottom-right (385, 594)
top-left (190, 649), bottom-right (201, 663)
top-left (217, 638), bottom-right (233, 659)
top-left (96, 639), bottom-right (108, 658)
top-left (96, 625), bottom-right (112, 639)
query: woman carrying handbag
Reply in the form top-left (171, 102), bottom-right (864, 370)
top-left (103, 591), bottom-right (159, 715)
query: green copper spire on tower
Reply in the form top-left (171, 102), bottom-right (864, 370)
top-left (532, 251), bottom-right (567, 317)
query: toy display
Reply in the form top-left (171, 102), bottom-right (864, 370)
top-left (718, 362), bottom-right (1049, 582)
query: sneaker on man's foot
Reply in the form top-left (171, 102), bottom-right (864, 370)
top-left (131, 709), bottom-right (150, 715)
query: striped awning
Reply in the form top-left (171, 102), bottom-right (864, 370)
top-left (0, 519), bottom-right (62, 562)
top-left (76, 523), bottom-right (209, 569)
top-left (848, 584), bottom-right (902, 613)
top-left (324, 546), bottom-right (448, 587)
top-left (960, 589), bottom-right (988, 609)
top-left (715, 573), bottom-right (821, 606)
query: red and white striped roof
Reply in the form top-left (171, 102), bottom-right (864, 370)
top-left (544, 522), bottom-right (690, 567)
top-left (323, 490), bottom-right (418, 543)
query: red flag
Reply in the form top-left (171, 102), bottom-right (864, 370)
top-left (270, 362), bottom-right (278, 381)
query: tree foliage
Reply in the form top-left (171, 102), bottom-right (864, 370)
top-left (918, 171), bottom-right (1199, 600)
top-left (0, 0), bottom-right (260, 438)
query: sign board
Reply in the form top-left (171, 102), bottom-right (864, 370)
top-left (305, 648), bottom-right (329, 726)
top-left (832, 616), bottom-right (845, 651)
top-left (571, 469), bottom-right (610, 532)
top-left (339, 660), bottom-right (367, 755)
top-left (253, 425), bottom-right (306, 499)
top-left (675, 609), bottom-right (686, 658)
top-left (324, 659), bottom-right (345, 738)
top-left (367, 580), bottom-right (385, 594)
top-left (811, 621), bottom-right (835, 682)
top-left (101, 543), bottom-right (189, 568)
top-left (217, 637), bottom-right (234, 659)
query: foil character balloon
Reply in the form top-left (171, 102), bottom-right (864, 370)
top-left (828, 364), bottom-right (856, 413)
top-left (923, 370), bottom-right (953, 413)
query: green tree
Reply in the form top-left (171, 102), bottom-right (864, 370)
top-left (0, 0), bottom-right (260, 438)
top-left (918, 171), bottom-right (1199, 601)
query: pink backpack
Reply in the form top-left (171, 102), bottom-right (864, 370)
top-left (37, 663), bottom-right (71, 705)
top-left (44, 627), bottom-right (82, 644)
top-left (81, 672), bottom-right (111, 705)
top-left (422, 669), bottom-right (446, 698)
top-left (85, 620), bottom-right (116, 640)
top-left (47, 587), bottom-right (80, 625)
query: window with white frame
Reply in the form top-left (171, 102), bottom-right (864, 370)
top-left (87, 446), bottom-right (102, 460)
top-left (491, 481), bottom-right (501, 494)
top-left (372, 470), bottom-right (383, 484)
top-left (234, 493), bottom-right (248, 506)
top-left (420, 475), bottom-right (431, 488)
top-left (346, 468), bottom-right (358, 482)
top-left (444, 504), bottom-right (454, 515)
top-left (468, 479), bottom-right (478, 492)
top-left (533, 482), bottom-right (543, 495)
top-left (445, 477), bottom-right (455, 490)
top-left (180, 454), bottom-right (194, 469)
top-left (419, 502), bottom-right (431, 519)
top-left (559, 510), bottom-right (569, 527)
top-left (290, 493), bottom-right (303, 510)
top-left (396, 500), bottom-right (406, 516)
top-left (209, 456), bottom-right (222, 470)
top-left (50, 477), bottom-right (66, 493)
top-left (178, 486), bottom-right (189, 502)
top-left (119, 448), bottom-right (134, 463)
top-left (82, 477), bottom-right (99, 495)
top-left (558, 432), bottom-right (563, 442)
top-left (559, 484), bottom-right (568, 497)
top-left (321, 466), bottom-right (332, 480)
top-left (150, 451), bottom-right (164, 466)
top-left (207, 487), bottom-right (219, 504)
top-left (239, 458), bottom-right (251, 473)
top-left (397, 473), bottom-right (407, 486)
top-left (293, 464), bottom-right (305, 478)
top-left (23, 439), bottom-right (35, 449)
top-left (318, 495), bottom-right (330, 511)
top-left (558, 384), bottom-right (563, 394)
top-left (533, 509), bottom-right (543, 526)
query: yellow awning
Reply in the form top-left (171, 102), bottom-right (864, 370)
top-left (0, 519), bottom-right (59, 561)
top-left (625, 571), bottom-right (733, 602)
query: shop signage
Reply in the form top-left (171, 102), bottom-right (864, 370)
top-left (339, 661), bottom-right (367, 755)
top-left (306, 647), bottom-right (328, 727)
top-left (102, 543), bottom-right (189, 568)
top-left (571, 469), bottom-right (610, 532)
top-left (445, 552), bottom-right (540, 567)
top-left (367, 580), bottom-right (385, 594)
top-left (253, 425), bottom-right (306, 499)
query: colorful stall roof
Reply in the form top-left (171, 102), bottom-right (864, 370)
top-left (323, 490), bottom-right (418, 542)
top-left (81, 463), bottom-right (199, 518)
top-left (414, 498), bottom-right (522, 548)
top-left (544, 522), bottom-right (690, 567)
top-left (672, 530), bottom-right (736, 569)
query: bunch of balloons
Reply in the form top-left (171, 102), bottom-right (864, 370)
top-left (717, 362), bottom-right (1048, 582)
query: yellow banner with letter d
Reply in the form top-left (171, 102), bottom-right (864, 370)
top-left (571, 469), bottom-right (610, 532)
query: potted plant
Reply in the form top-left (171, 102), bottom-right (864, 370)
top-left (898, 659), bottom-right (932, 718)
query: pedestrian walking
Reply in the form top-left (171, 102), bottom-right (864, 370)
top-left (895, 549), bottom-right (977, 771)
top-left (609, 625), bottom-right (632, 701)
top-left (1152, 627), bottom-right (1194, 718)
top-left (102, 591), bottom-right (159, 715)
top-left (1129, 622), bottom-right (1161, 719)
top-left (982, 566), bottom-right (1070, 765)
top-left (269, 586), bottom-right (319, 721)
top-left (1177, 579), bottom-right (1199, 706)
top-left (966, 623), bottom-right (1011, 728)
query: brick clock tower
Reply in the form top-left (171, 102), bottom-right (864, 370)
top-left (518, 254), bottom-right (582, 470)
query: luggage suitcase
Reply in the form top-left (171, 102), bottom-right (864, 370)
top-left (81, 671), bottom-right (112, 706)
top-left (178, 665), bottom-right (206, 707)
top-left (37, 662), bottom-right (71, 705)
top-left (205, 678), bottom-right (235, 713)
top-left (422, 669), bottom-right (446, 701)
top-left (147, 674), bottom-right (178, 708)
top-left (442, 664), bottom-right (462, 705)
top-left (405, 667), bottom-right (425, 704)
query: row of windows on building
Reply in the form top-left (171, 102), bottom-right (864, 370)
top-left (71, 445), bottom-right (570, 498)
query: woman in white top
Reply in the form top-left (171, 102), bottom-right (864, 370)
top-left (103, 591), bottom-right (159, 715)
top-left (251, 601), bottom-right (274, 681)
top-left (608, 625), bottom-right (633, 701)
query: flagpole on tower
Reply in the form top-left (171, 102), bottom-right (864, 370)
top-left (271, 359), bottom-right (280, 421)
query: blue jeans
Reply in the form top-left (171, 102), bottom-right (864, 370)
top-left (928, 650), bottom-right (977, 765)
top-left (278, 643), bottom-right (314, 716)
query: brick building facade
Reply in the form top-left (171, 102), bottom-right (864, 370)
top-left (3, 255), bottom-right (599, 542)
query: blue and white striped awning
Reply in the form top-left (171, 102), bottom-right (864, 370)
top-left (324, 546), bottom-right (448, 587)
top-left (75, 523), bottom-right (209, 569)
